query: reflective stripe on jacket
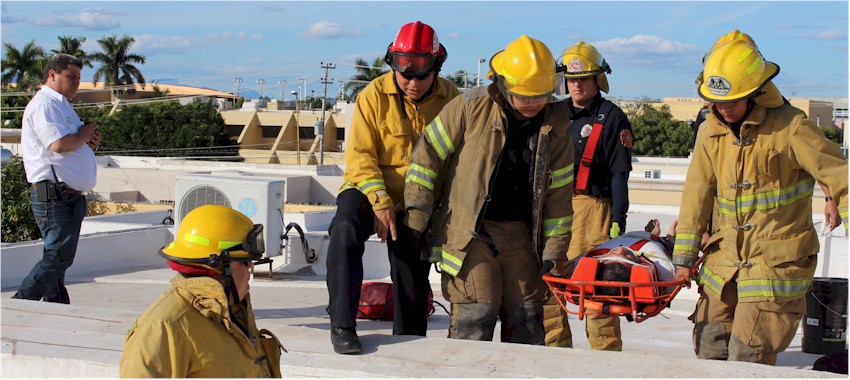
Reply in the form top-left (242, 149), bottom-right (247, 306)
top-left (673, 88), bottom-right (848, 303)
top-left (405, 84), bottom-right (574, 276)
top-left (341, 72), bottom-right (460, 211)
top-left (120, 274), bottom-right (277, 377)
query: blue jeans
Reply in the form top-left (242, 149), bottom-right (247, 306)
top-left (12, 189), bottom-right (86, 303)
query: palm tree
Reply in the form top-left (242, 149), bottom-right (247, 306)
top-left (90, 35), bottom-right (146, 99)
top-left (1, 40), bottom-right (46, 91)
top-left (344, 56), bottom-right (387, 100)
top-left (52, 35), bottom-right (94, 68)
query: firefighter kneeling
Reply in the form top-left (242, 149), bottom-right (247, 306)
top-left (120, 205), bottom-right (285, 377)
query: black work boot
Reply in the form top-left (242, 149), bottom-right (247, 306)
top-left (331, 327), bottom-right (361, 354)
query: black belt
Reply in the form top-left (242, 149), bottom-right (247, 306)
top-left (31, 182), bottom-right (81, 195)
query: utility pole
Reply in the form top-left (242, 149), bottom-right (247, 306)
top-left (233, 77), bottom-right (243, 98)
top-left (257, 79), bottom-right (265, 99)
top-left (318, 62), bottom-right (336, 165)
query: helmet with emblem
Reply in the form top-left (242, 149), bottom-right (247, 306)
top-left (698, 37), bottom-right (779, 103)
top-left (558, 41), bottom-right (611, 93)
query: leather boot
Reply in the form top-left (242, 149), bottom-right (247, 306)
top-left (331, 327), bottom-right (361, 354)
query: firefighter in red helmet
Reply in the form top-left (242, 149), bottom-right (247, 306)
top-left (326, 21), bottom-right (460, 354)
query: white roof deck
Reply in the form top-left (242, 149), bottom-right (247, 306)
top-left (2, 202), bottom-right (846, 378)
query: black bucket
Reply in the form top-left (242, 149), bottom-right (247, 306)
top-left (802, 277), bottom-right (848, 354)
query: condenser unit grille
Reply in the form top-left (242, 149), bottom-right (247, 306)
top-left (178, 185), bottom-right (231, 223)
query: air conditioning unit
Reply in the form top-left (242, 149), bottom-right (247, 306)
top-left (174, 174), bottom-right (285, 258)
top-left (644, 170), bottom-right (661, 179)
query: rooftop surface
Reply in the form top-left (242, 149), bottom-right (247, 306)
top-left (2, 203), bottom-right (846, 378)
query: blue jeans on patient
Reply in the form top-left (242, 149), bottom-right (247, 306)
top-left (12, 189), bottom-right (86, 304)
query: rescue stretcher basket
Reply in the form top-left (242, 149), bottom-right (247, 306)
top-left (542, 275), bottom-right (686, 323)
top-left (542, 254), bottom-right (702, 323)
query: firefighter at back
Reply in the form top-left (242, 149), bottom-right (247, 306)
top-left (543, 42), bottom-right (634, 350)
top-left (325, 21), bottom-right (460, 355)
top-left (674, 32), bottom-right (848, 365)
top-left (404, 35), bottom-right (574, 344)
top-left (120, 205), bottom-right (284, 377)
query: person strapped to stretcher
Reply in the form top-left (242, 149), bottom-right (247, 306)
top-left (543, 220), bottom-right (692, 323)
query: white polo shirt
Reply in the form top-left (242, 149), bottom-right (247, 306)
top-left (21, 86), bottom-right (96, 191)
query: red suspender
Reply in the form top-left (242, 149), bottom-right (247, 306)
top-left (575, 121), bottom-right (604, 193)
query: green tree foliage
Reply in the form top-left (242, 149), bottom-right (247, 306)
top-left (1, 87), bottom-right (32, 129)
top-left (344, 56), bottom-right (387, 100)
top-left (445, 70), bottom-right (470, 89)
top-left (90, 35), bottom-right (147, 97)
top-left (1, 155), bottom-right (40, 243)
top-left (97, 100), bottom-right (235, 157)
top-left (1, 40), bottom-right (47, 91)
top-left (624, 102), bottom-right (693, 157)
top-left (52, 35), bottom-right (94, 68)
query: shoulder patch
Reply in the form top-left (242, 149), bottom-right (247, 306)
top-left (620, 129), bottom-right (633, 149)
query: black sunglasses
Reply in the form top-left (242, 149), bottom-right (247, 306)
top-left (399, 71), bottom-right (432, 81)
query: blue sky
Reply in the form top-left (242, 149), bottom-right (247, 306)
top-left (2, 1), bottom-right (848, 100)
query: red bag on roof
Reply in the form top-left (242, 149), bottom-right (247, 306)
top-left (356, 282), bottom-right (435, 321)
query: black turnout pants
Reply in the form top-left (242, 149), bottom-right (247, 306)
top-left (326, 189), bottom-right (432, 335)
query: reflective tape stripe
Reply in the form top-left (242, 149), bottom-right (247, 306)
top-left (549, 163), bottom-right (574, 190)
top-left (697, 265), bottom-right (724, 296)
top-left (357, 179), bottom-right (385, 193)
top-left (184, 233), bottom-right (210, 247)
top-left (218, 241), bottom-right (243, 249)
top-left (737, 278), bottom-right (811, 300)
top-left (737, 47), bottom-right (753, 64)
top-left (338, 182), bottom-right (356, 193)
top-left (440, 248), bottom-right (462, 276)
top-left (405, 163), bottom-right (437, 191)
top-left (543, 215), bottom-right (573, 237)
top-left (425, 117), bottom-right (455, 160)
top-left (673, 233), bottom-right (700, 254)
top-left (717, 178), bottom-right (814, 216)
top-left (841, 210), bottom-right (848, 228)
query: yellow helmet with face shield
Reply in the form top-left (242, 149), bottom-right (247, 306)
top-left (487, 35), bottom-right (566, 102)
top-left (558, 41), bottom-right (611, 93)
top-left (160, 205), bottom-right (265, 274)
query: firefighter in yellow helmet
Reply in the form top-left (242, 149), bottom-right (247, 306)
top-left (541, 41), bottom-right (634, 350)
top-left (675, 32), bottom-right (848, 365)
top-left (120, 205), bottom-right (285, 377)
top-left (403, 35), bottom-right (574, 344)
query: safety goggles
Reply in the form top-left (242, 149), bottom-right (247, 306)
top-left (222, 223), bottom-right (265, 262)
top-left (389, 53), bottom-right (436, 75)
top-left (399, 71), bottom-right (432, 81)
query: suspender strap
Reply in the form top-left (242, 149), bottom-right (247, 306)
top-left (574, 101), bottom-right (616, 193)
top-left (575, 121), bottom-right (604, 193)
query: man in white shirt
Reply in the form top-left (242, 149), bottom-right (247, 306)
top-left (12, 53), bottom-right (100, 304)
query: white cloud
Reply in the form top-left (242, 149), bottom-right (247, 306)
top-left (134, 34), bottom-right (194, 53)
top-left (799, 30), bottom-right (847, 41)
top-left (298, 21), bottom-right (362, 39)
top-left (441, 32), bottom-right (462, 40)
top-left (33, 8), bottom-right (121, 31)
top-left (594, 35), bottom-right (697, 56)
top-left (207, 31), bottom-right (264, 41)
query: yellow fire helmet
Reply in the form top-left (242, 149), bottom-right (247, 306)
top-left (695, 29), bottom-right (759, 85)
top-left (698, 38), bottom-right (779, 103)
top-left (160, 205), bottom-right (265, 273)
top-left (558, 41), bottom-right (611, 93)
top-left (488, 34), bottom-right (566, 101)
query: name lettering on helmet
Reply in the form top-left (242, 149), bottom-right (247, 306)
top-left (706, 76), bottom-right (731, 96)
